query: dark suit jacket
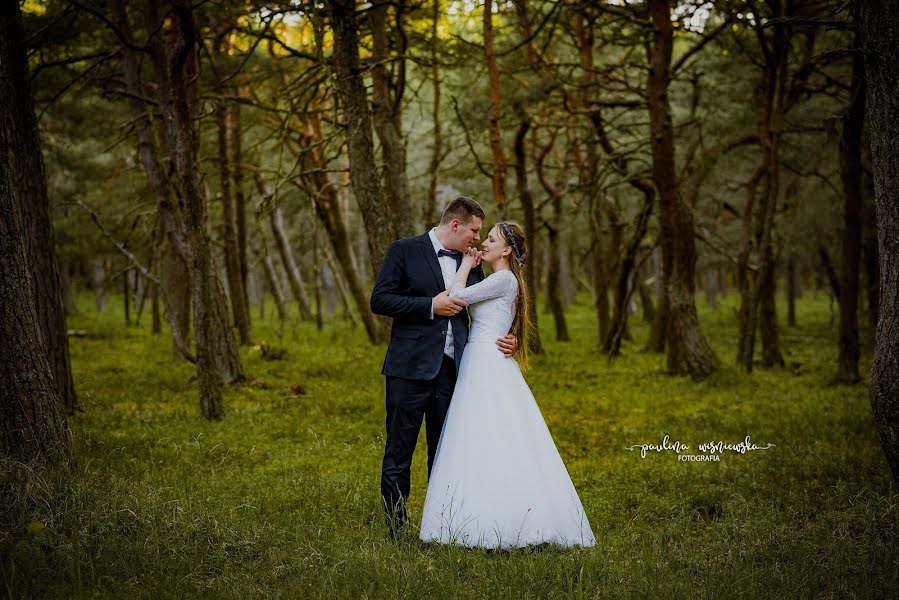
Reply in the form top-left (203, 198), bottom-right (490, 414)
top-left (370, 232), bottom-right (484, 380)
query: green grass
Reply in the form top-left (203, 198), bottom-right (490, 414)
top-left (3, 289), bottom-right (897, 599)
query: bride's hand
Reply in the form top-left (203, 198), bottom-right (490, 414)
top-left (462, 247), bottom-right (480, 267)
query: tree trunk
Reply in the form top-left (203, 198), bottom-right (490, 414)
top-left (546, 195), bottom-right (570, 342)
top-left (123, 267), bottom-right (132, 326)
top-left (0, 3), bottom-right (74, 465)
top-left (160, 243), bottom-right (194, 361)
top-left (423, 0), bottom-right (442, 228)
top-left (647, 0), bottom-right (718, 379)
top-left (147, 0), bottom-right (243, 418)
top-left (646, 245), bottom-right (669, 353)
top-left (297, 116), bottom-right (385, 342)
top-left (269, 205), bottom-right (314, 320)
top-left (758, 253), bottom-right (784, 367)
top-left (786, 253), bottom-right (798, 327)
top-left (327, 0), bottom-right (394, 278)
top-left (853, 0), bottom-right (899, 483)
top-left (216, 100), bottom-right (252, 345)
top-left (370, 0), bottom-right (413, 236)
top-left (605, 193), bottom-right (654, 357)
top-left (836, 47), bottom-right (865, 383)
top-left (228, 98), bottom-right (251, 320)
top-left (738, 2), bottom-right (794, 372)
top-left (513, 120), bottom-right (542, 353)
top-left (589, 195), bottom-right (609, 350)
top-left (637, 260), bottom-right (656, 324)
top-left (260, 235), bottom-right (288, 323)
top-left (61, 262), bottom-right (79, 317)
top-left (483, 0), bottom-right (507, 219)
top-left (3, 1), bottom-right (78, 415)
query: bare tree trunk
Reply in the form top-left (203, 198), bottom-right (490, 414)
top-left (836, 47), bottom-right (865, 384)
top-left (228, 98), bottom-right (251, 319)
top-left (646, 245), bottom-right (670, 353)
top-left (299, 115), bottom-right (386, 342)
top-left (853, 0), bottom-right (899, 483)
top-left (328, 0), bottom-right (394, 277)
top-left (216, 100), bottom-right (252, 345)
top-left (589, 195), bottom-right (609, 350)
top-left (862, 192), bottom-right (880, 335)
top-left (123, 267), bottom-right (132, 326)
top-left (483, 0), bottom-right (507, 219)
top-left (147, 0), bottom-right (243, 418)
top-left (423, 0), bottom-right (442, 228)
top-left (0, 4), bottom-right (74, 465)
top-left (370, 0), bottom-right (413, 236)
top-left (637, 260), bottom-right (656, 324)
top-left (160, 244), bottom-right (194, 361)
top-left (758, 253), bottom-right (784, 367)
top-left (605, 194), bottom-right (654, 357)
top-left (269, 205), bottom-right (314, 320)
top-left (513, 120), bottom-right (542, 353)
top-left (260, 235), bottom-right (288, 323)
top-left (786, 253), bottom-right (798, 327)
top-left (61, 262), bottom-right (78, 317)
top-left (94, 258), bottom-right (108, 311)
top-left (647, 0), bottom-right (718, 379)
top-left (546, 194), bottom-right (569, 342)
top-left (321, 241), bottom-right (358, 326)
top-left (3, 1), bottom-right (78, 415)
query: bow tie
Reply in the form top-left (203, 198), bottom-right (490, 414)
top-left (437, 249), bottom-right (462, 260)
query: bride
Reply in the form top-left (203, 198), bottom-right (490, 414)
top-left (419, 222), bottom-right (596, 549)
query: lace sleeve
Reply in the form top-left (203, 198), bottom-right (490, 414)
top-left (449, 270), bottom-right (516, 304)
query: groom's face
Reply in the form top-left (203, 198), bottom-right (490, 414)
top-left (449, 216), bottom-right (483, 250)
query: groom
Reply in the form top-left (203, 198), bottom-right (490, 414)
top-left (370, 196), bottom-right (517, 535)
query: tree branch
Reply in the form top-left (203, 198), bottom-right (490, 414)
top-left (75, 199), bottom-right (160, 285)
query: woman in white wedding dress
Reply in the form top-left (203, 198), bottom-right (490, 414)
top-left (419, 222), bottom-right (596, 549)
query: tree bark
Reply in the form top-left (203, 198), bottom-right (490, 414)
top-left (853, 0), bottom-right (899, 484)
top-left (0, 3), bottom-right (74, 466)
top-left (423, 0), bottom-right (442, 228)
top-left (269, 205), bottom-right (315, 320)
top-left (327, 0), bottom-right (394, 278)
top-left (512, 120), bottom-right (542, 353)
top-left (836, 46), bottom-right (865, 383)
top-left (4, 0), bottom-right (78, 415)
top-left (260, 234), bottom-right (288, 323)
top-left (786, 253), bottom-right (798, 327)
top-left (147, 0), bottom-right (243, 418)
top-left (605, 194), bottom-right (654, 357)
top-left (647, 0), bottom-right (718, 379)
top-left (370, 0), bottom-right (413, 236)
top-left (216, 100), bottom-right (252, 345)
top-left (228, 97), bottom-right (251, 320)
top-left (297, 115), bottom-right (384, 342)
top-left (588, 195), bottom-right (609, 349)
top-left (483, 0), bottom-right (507, 219)
top-left (546, 195), bottom-right (569, 342)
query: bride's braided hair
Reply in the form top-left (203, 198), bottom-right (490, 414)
top-left (496, 221), bottom-right (535, 370)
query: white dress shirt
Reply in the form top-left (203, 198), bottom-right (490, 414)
top-left (428, 228), bottom-right (457, 359)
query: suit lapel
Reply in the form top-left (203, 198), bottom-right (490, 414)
top-left (419, 232), bottom-right (446, 292)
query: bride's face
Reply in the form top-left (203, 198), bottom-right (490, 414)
top-left (481, 226), bottom-right (512, 264)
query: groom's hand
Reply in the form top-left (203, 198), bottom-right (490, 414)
top-left (496, 334), bottom-right (518, 357)
top-left (433, 291), bottom-right (468, 317)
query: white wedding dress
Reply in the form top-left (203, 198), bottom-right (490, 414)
top-left (419, 269), bottom-right (596, 549)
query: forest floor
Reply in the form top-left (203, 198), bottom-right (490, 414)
top-left (4, 290), bottom-right (898, 599)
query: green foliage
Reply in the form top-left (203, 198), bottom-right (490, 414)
top-left (2, 292), bottom-right (896, 598)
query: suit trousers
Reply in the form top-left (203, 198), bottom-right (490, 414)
top-left (381, 353), bottom-right (457, 528)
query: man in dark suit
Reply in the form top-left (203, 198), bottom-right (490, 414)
top-left (370, 197), bottom-right (517, 535)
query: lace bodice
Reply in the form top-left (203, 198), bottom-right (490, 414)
top-left (449, 269), bottom-right (518, 342)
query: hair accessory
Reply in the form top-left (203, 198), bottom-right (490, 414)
top-left (500, 222), bottom-right (525, 266)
